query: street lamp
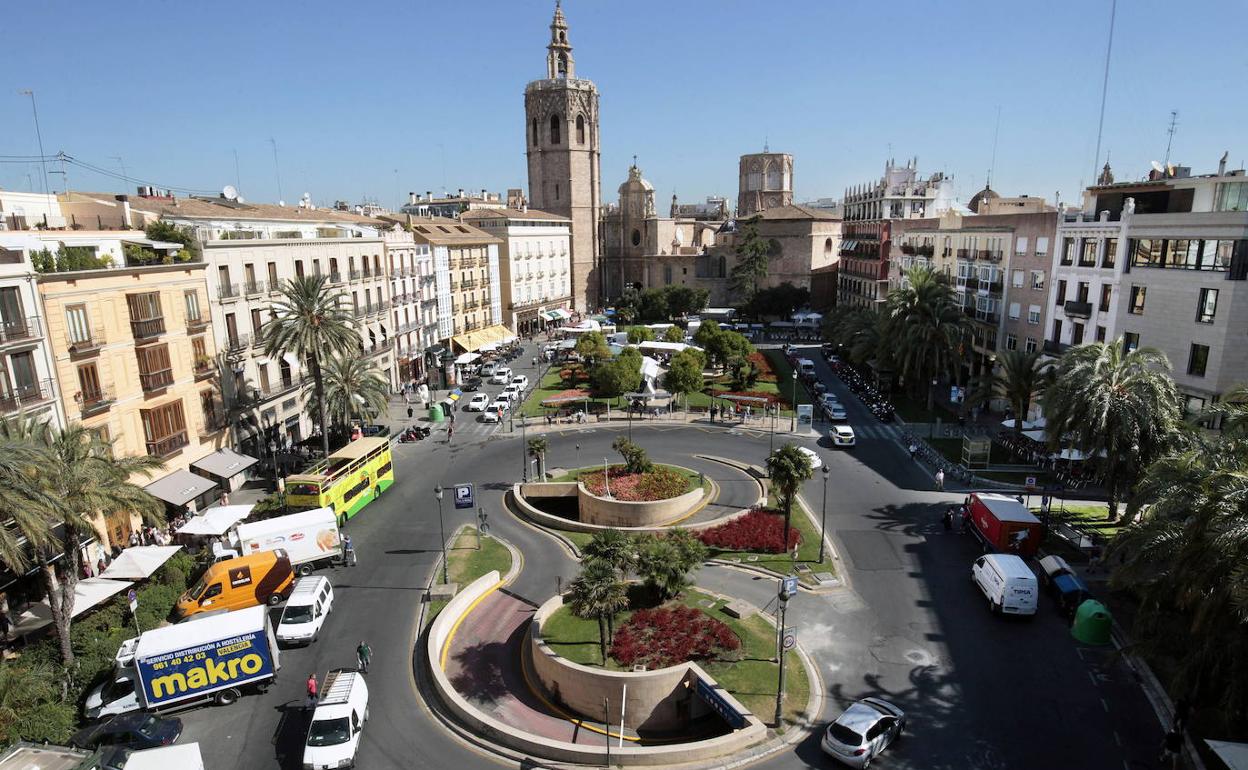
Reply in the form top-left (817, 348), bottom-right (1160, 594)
top-left (819, 465), bottom-right (830, 563)
top-left (928, 377), bottom-right (938, 412)
top-left (790, 372), bottom-right (798, 432)
top-left (434, 486), bottom-right (449, 585)
top-left (769, 403), bottom-right (777, 455)
top-left (520, 412), bottom-right (528, 482)
top-left (575, 443), bottom-right (581, 469)
top-left (603, 458), bottom-right (612, 498)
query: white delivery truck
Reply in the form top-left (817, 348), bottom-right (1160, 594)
top-left (85, 605), bottom-right (280, 718)
top-left (215, 507), bottom-right (343, 576)
top-left (124, 742), bottom-right (206, 770)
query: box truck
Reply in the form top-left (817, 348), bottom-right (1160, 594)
top-left (965, 492), bottom-right (1044, 557)
top-left (215, 507), bottom-right (342, 576)
top-left (85, 605), bottom-right (280, 717)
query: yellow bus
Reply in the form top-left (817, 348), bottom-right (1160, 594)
top-left (284, 437), bottom-right (395, 523)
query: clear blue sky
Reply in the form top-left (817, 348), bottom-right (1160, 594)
top-left (3, 0), bottom-right (1245, 212)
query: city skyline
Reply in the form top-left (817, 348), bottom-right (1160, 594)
top-left (2, 0), bottom-right (1246, 210)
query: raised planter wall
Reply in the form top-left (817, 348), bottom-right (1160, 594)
top-left (578, 484), bottom-right (705, 527)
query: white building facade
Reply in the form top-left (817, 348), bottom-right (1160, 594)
top-left (0, 235), bottom-right (68, 429)
top-left (461, 208), bottom-right (573, 336)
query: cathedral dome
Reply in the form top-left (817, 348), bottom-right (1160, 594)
top-left (968, 183), bottom-right (999, 213)
top-left (618, 164), bottom-right (654, 195)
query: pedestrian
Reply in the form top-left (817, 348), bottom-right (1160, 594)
top-left (343, 534), bottom-right (356, 566)
top-left (97, 558), bottom-right (107, 576)
top-left (909, 442), bottom-right (918, 460)
top-left (942, 508), bottom-right (953, 531)
top-left (935, 469), bottom-right (945, 491)
top-left (447, 425), bottom-right (454, 444)
top-left (407, 405), bottom-right (414, 419)
top-left (128, 531), bottom-right (139, 549)
top-left (1174, 696), bottom-right (1193, 731)
top-left (1159, 726), bottom-right (1183, 768)
top-left (306, 673), bottom-right (319, 710)
top-left (356, 640), bottom-right (372, 673)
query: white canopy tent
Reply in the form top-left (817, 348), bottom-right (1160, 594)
top-left (12, 578), bottom-right (135, 637)
top-left (99, 545), bottom-right (184, 580)
top-left (176, 504), bottom-right (255, 536)
top-left (791, 311), bottom-right (823, 326)
top-left (563, 319), bottom-right (601, 334)
top-left (1021, 429), bottom-right (1047, 443)
top-left (1207, 740), bottom-right (1248, 770)
top-left (454, 352), bottom-right (481, 365)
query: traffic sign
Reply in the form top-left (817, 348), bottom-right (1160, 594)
top-left (1024, 476), bottom-right (1038, 490)
top-left (127, 588), bottom-right (138, 613)
top-left (454, 483), bottom-right (475, 509)
top-left (782, 628), bottom-right (796, 650)
top-left (779, 575), bottom-right (798, 599)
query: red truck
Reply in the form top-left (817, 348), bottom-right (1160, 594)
top-left (964, 492), bottom-right (1044, 557)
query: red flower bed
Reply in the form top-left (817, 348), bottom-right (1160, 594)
top-left (696, 507), bottom-right (801, 553)
top-left (541, 388), bottom-right (591, 406)
top-left (749, 351), bottom-right (777, 383)
top-left (610, 605), bottom-right (740, 669)
top-left (579, 466), bottom-right (690, 501)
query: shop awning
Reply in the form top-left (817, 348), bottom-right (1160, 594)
top-left (12, 578), bottom-right (135, 636)
top-left (100, 545), bottom-right (184, 580)
top-left (192, 448), bottom-right (259, 480)
top-left (451, 324), bottom-right (516, 353)
top-left (144, 469), bottom-right (219, 508)
top-left (177, 504), bottom-right (255, 536)
top-left (454, 352), bottom-right (480, 365)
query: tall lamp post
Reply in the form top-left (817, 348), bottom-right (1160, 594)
top-left (434, 485), bottom-right (449, 585)
top-left (789, 372), bottom-right (798, 432)
top-left (575, 443), bottom-right (581, 470)
top-left (769, 403), bottom-right (777, 455)
top-left (520, 412), bottom-right (528, 482)
top-left (819, 465), bottom-right (830, 563)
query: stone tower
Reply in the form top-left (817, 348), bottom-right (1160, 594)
top-left (737, 149), bottom-right (793, 218)
top-left (525, 1), bottom-right (602, 311)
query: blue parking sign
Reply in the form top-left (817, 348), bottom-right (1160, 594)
top-left (454, 483), bottom-right (475, 509)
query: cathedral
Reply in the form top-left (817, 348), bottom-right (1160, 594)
top-left (524, 1), bottom-right (601, 312)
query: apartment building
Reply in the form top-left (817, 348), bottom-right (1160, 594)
top-left (399, 189), bottom-right (507, 219)
top-left (1046, 157), bottom-right (1248, 415)
top-left (461, 207), bottom-right (573, 336)
top-left (0, 236), bottom-right (66, 429)
top-left (383, 226), bottom-right (438, 384)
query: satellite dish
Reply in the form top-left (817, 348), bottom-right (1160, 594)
top-left (235, 196), bottom-right (245, 204)
top-left (301, 192), bottom-right (311, 201)
top-left (1150, 160), bottom-right (1165, 173)
top-left (278, 200), bottom-right (286, 207)
top-left (222, 185), bottom-right (238, 201)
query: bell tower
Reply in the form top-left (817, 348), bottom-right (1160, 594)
top-left (525, 1), bottom-right (602, 312)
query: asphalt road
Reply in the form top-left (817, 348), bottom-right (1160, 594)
top-left (177, 343), bottom-right (1163, 770)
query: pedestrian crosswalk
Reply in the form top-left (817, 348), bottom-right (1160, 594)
top-left (843, 422), bottom-right (902, 442)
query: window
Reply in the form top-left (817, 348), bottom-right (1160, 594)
top-left (1025, 337), bottom-right (1038, 354)
top-left (66, 304), bottom-right (90, 344)
top-left (1194, 288), bottom-right (1219, 323)
top-left (1015, 236), bottom-right (1029, 256)
top-left (549, 113), bottom-right (561, 145)
top-left (1030, 271), bottom-right (1045, 290)
top-left (257, 363), bottom-right (270, 392)
top-left (191, 336), bottom-right (207, 367)
top-left (663, 265), bottom-right (673, 285)
top-left (1027, 305), bottom-right (1041, 324)
top-left (217, 265), bottom-right (230, 292)
top-left (1061, 237), bottom-right (1075, 265)
top-left (1006, 333), bottom-right (1018, 351)
top-left (136, 344), bottom-right (174, 392)
top-left (531, 117), bottom-right (538, 146)
top-left (251, 308), bottom-right (264, 336)
top-left (1188, 343), bottom-right (1210, 377)
top-left (554, 183), bottom-right (560, 201)
top-left (1076, 282), bottom-right (1090, 303)
top-left (1123, 331), bottom-right (1140, 352)
top-left (576, 114), bottom-right (586, 144)
top-left (184, 291), bottom-right (202, 324)
top-left (200, 390), bottom-right (220, 428)
top-left (1072, 322), bottom-right (1084, 345)
top-left (1098, 284), bottom-right (1111, 312)
top-left (1103, 238), bottom-right (1117, 268)
top-left (1216, 181), bottom-right (1248, 212)
top-left (1096, 325), bottom-right (1106, 342)
top-left (1052, 318), bottom-right (1063, 344)
top-left (1036, 237), bottom-right (1049, 256)
top-left (1079, 239), bottom-right (1098, 267)
top-left (140, 400), bottom-right (188, 457)
top-left (1008, 302), bottom-right (1021, 320)
top-left (77, 362), bottom-right (103, 403)
top-left (268, 262), bottom-right (279, 286)
top-left (1128, 285), bottom-right (1146, 315)
top-left (295, 261), bottom-right (305, 278)
top-left (1012, 270), bottom-right (1024, 288)
top-left (1130, 238), bottom-right (1238, 271)
top-left (1055, 279), bottom-right (1067, 306)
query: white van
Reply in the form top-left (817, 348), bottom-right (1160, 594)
top-left (276, 576), bottom-right (335, 645)
top-left (304, 669), bottom-right (369, 770)
top-left (798, 358), bottom-right (817, 376)
top-left (971, 554), bottom-right (1038, 616)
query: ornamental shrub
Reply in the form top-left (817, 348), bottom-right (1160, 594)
top-left (697, 507), bottom-right (801, 553)
top-left (609, 605), bottom-right (739, 669)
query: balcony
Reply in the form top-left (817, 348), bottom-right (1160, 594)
top-left (194, 359), bottom-right (215, 381)
top-left (198, 414), bottom-right (228, 441)
top-left (78, 386), bottom-right (115, 416)
top-left (139, 366), bottom-right (175, 393)
top-left (900, 244), bottom-right (915, 255)
top-left (1044, 339), bottom-right (1071, 356)
top-left (978, 250), bottom-right (1003, 262)
top-left (461, 279), bottom-right (477, 290)
top-left (353, 306), bottom-right (367, 319)
top-left (327, 271), bottom-right (344, 285)
top-left (68, 327), bottom-right (105, 356)
top-left (956, 248), bottom-right (971, 259)
top-left (375, 300), bottom-right (390, 313)
top-left (226, 333), bottom-right (251, 352)
top-left (186, 315), bottom-right (209, 333)
top-left (251, 332), bottom-right (266, 348)
top-left (917, 245), bottom-right (935, 257)
top-left (1064, 300), bottom-right (1093, 318)
top-left (130, 316), bottom-right (166, 342)
top-left (145, 431), bottom-right (189, 459)
top-left (219, 283), bottom-right (241, 301)
top-left (976, 278), bottom-right (1004, 294)
top-left (349, 269), bottom-right (363, 281)
top-left (255, 374), bottom-right (305, 401)
top-left (0, 379), bottom-right (54, 415)
top-left (0, 317), bottom-right (42, 349)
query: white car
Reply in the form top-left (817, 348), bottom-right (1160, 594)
top-left (821, 697), bottom-right (905, 768)
top-left (502, 384), bottom-right (522, 399)
top-left (496, 391), bottom-right (517, 405)
top-left (826, 403), bottom-right (848, 421)
top-left (797, 446), bottom-right (823, 470)
top-left (304, 669), bottom-right (369, 770)
top-left (275, 576), bottom-right (334, 646)
top-left (482, 402), bottom-right (509, 422)
top-left (821, 393), bottom-right (841, 409)
top-left (831, 425), bottom-right (856, 447)
top-left (490, 367), bottom-right (512, 384)
top-left (510, 375), bottom-right (529, 391)
top-left (466, 393), bottom-right (491, 412)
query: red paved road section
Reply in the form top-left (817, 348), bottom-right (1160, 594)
top-left (443, 590), bottom-right (607, 744)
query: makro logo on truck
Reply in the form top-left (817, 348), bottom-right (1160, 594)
top-left (139, 630), bottom-right (274, 702)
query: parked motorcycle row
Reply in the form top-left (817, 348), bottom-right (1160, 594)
top-left (824, 353), bottom-right (896, 423)
top-left (398, 425), bottom-right (432, 442)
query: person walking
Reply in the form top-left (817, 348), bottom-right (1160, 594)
top-left (356, 640), bottom-right (372, 673)
top-left (942, 508), bottom-right (953, 532)
top-left (305, 673), bottom-right (319, 709)
top-left (342, 533), bottom-right (356, 566)
top-left (909, 442), bottom-right (918, 460)
top-left (935, 469), bottom-right (945, 491)
top-left (446, 424), bottom-right (454, 444)
top-left (1159, 726), bottom-right (1183, 768)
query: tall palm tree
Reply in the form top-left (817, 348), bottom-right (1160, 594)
top-left (263, 275), bottom-right (360, 459)
top-left (987, 349), bottom-right (1052, 435)
top-left (0, 419), bottom-right (164, 666)
top-left (527, 437), bottom-right (549, 481)
top-left (1042, 339), bottom-right (1181, 521)
top-left (314, 352), bottom-right (390, 435)
top-left (581, 528), bottom-right (635, 577)
top-left (844, 306), bottom-right (894, 370)
top-left (566, 557), bottom-right (629, 664)
top-left (766, 443), bottom-right (814, 553)
top-left (888, 267), bottom-right (967, 404)
top-left (0, 425), bottom-right (55, 572)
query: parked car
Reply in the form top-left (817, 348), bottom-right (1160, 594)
top-left (821, 697), bottom-right (905, 768)
top-left (831, 425), bottom-right (856, 447)
top-left (466, 394), bottom-right (491, 412)
top-left (70, 713), bottom-right (183, 752)
top-left (482, 402), bottom-right (509, 422)
top-left (303, 669), bottom-right (369, 770)
top-left (490, 367), bottom-right (512, 384)
top-left (461, 377), bottom-right (483, 392)
top-left (496, 391), bottom-right (517, 405)
top-left (797, 446), bottom-right (823, 470)
top-left (821, 393), bottom-right (841, 409)
top-left (826, 403), bottom-right (848, 421)
top-left (510, 375), bottom-right (529, 391)
top-left (276, 575), bottom-right (335, 646)
top-left (971, 553), bottom-right (1038, 616)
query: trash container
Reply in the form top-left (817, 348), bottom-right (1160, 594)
top-left (1071, 599), bottom-right (1112, 645)
top-left (429, 404), bottom-right (444, 423)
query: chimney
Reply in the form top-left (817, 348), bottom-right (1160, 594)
top-left (1219, 151), bottom-right (1229, 176)
top-left (457, 188), bottom-right (465, 199)
top-left (481, 188), bottom-right (488, 200)
top-left (408, 192), bottom-right (417, 205)
top-left (425, 191), bottom-right (432, 202)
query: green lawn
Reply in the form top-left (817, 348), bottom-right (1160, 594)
top-left (541, 588), bottom-right (809, 726)
top-left (424, 598), bottom-right (449, 630)
top-left (1042, 502), bottom-right (1125, 537)
top-left (705, 495), bottom-right (836, 586)
top-left (518, 368), bottom-right (609, 418)
top-left (443, 527), bottom-right (513, 586)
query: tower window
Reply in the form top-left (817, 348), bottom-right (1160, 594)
top-left (531, 118), bottom-right (537, 146)
top-left (631, 229), bottom-right (641, 247)
top-left (550, 113), bottom-right (561, 145)
top-left (555, 183), bottom-right (560, 201)
top-left (576, 115), bottom-right (585, 144)
top-left (558, 53), bottom-right (568, 77)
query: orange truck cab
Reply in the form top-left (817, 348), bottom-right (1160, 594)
top-left (176, 549), bottom-right (294, 619)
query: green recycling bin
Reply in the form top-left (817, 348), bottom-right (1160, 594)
top-left (1071, 599), bottom-right (1112, 645)
top-left (429, 404), bottom-right (444, 423)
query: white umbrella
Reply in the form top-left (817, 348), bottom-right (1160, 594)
top-left (1001, 418), bottom-right (1040, 430)
top-left (13, 578), bottom-right (135, 635)
top-left (1207, 740), bottom-right (1248, 770)
top-left (100, 545), bottom-right (184, 580)
top-left (1021, 429), bottom-right (1047, 443)
top-left (177, 504), bottom-right (255, 536)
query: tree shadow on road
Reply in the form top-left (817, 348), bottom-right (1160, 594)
top-left (450, 640), bottom-right (509, 705)
top-left (271, 701), bottom-right (311, 770)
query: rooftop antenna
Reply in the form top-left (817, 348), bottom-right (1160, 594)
top-left (18, 89), bottom-right (49, 197)
top-left (109, 156), bottom-right (129, 194)
top-left (987, 105), bottom-right (1002, 188)
top-left (1163, 110), bottom-right (1179, 167)
top-left (233, 149), bottom-right (242, 194)
top-left (1090, 0), bottom-right (1117, 187)
top-left (763, 137), bottom-right (769, 153)
top-left (269, 138), bottom-right (284, 205)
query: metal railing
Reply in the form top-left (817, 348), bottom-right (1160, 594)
top-left (0, 317), bottom-right (42, 348)
top-left (226, 333), bottom-right (251, 351)
top-left (68, 327), bottom-right (105, 355)
top-left (1064, 300), bottom-right (1093, 318)
top-left (219, 283), bottom-right (240, 300)
top-left (130, 316), bottom-right (166, 341)
top-left (349, 269), bottom-right (362, 281)
top-left (1043, 339), bottom-right (1070, 355)
top-left (139, 367), bottom-right (175, 392)
top-left (243, 280), bottom-right (267, 296)
top-left (0, 379), bottom-right (54, 414)
top-left (79, 386), bottom-right (115, 415)
top-left (186, 315), bottom-right (209, 332)
top-left (328, 271), bottom-right (344, 285)
top-left (145, 431), bottom-right (189, 458)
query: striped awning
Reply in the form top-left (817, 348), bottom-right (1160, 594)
top-left (451, 324), bottom-right (516, 353)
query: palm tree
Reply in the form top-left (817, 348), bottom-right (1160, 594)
top-left (314, 352), bottom-right (390, 435)
top-left (0, 419), bottom-right (164, 666)
top-left (0, 425), bottom-right (56, 572)
top-left (566, 557), bottom-right (629, 663)
top-left (527, 437), bottom-right (548, 481)
top-left (986, 349), bottom-right (1052, 435)
top-left (766, 443), bottom-right (814, 552)
top-left (581, 528), bottom-right (635, 576)
top-left (635, 536), bottom-right (694, 601)
top-left (263, 275), bottom-right (360, 459)
top-left (1042, 339), bottom-right (1181, 521)
top-left (888, 267), bottom-right (967, 406)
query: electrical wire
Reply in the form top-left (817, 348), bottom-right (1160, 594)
top-left (0, 151), bottom-right (217, 195)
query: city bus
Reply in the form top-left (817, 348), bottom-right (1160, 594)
top-left (284, 437), bottom-right (394, 524)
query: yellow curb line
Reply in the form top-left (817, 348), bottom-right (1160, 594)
top-left (440, 579), bottom-right (505, 670)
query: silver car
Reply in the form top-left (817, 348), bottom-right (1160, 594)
top-left (821, 697), bottom-right (905, 767)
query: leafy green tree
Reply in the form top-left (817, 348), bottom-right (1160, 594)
top-left (666, 528), bottom-right (708, 573)
top-left (145, 219), bottom-right (201, 260)
top-left (636, 290), bottom-right (669, 322)
top-left (0, 663), bottom-right (77, 744)
top-left (983, 349), bottom-right (1052, 435)
top-left (746, 282), bottom-right (811, 319)
top-left (527, 437), bottom-right (548, 480)
top-left (591, 348), bottom-right (642, 399)
top-left (613, 287), bottom-right (640, 324)
top-left (611, 436), bottom-right (653, 474)
top-left (729, 221), bottom-right (771, 300)
top-left (566, 557), bottom-right (629, 662)
top-left (636, 535), bottom-right (699, 601)
top-left (887, 267), bottom-right (967, 405)
top-left (663, 325), bottom-right (686, 344)
top-left (664, 349), bottom-right (705, 407)
top-left (1043, 339), bottom-right (1181, 521)
top-left (627, 326), bottom-right (653, 344)
top-left (263, 275), bottom-right (361, 459)
top-left (581, 528), bottom-right (636, 576)
top-left (767, 443), bottom-right (814, 552)
top-left (0, 426), bottom-right (55, 573)
top-left (574, 330), bottom-right (611, 365)
top-left (728, 355), bottom-right (759, 391)
top-left (311, 352), bottom-right (390, 435)
top-left (706, 329), bottom-right (754, 373)
top-left (693, 320), bottom-right (720, 349)
top-left (661, 285), bottom-right (709, 317)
